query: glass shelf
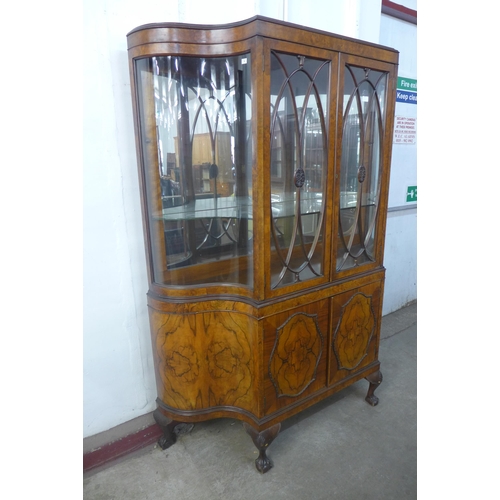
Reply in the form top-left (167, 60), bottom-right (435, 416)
top-left (153, 196), bottom-right (253, 221)
top-left (152, 193), bottom-right (324, 222)
top-left (271, 192), bottom-right (323, 219)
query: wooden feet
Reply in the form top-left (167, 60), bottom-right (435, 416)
top-left (243, 422), bottom-right (281, 474)
top-left (365, 370), bottom-right (383, 406)
top-left (153, 408), bottom-right (194, 450)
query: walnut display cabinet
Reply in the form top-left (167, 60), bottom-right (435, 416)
top-left (127, 16), bottom-right (398, 473)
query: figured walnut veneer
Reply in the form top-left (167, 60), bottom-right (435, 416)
top-left (269, 312), bottom-right (323, 398)
top-left (150, 308), bottom-right (256, 413)
top-left (333, 293), bottom-right (375, 371)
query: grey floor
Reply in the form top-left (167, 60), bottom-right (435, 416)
top-left (83, 302), bottom-right (417, 500)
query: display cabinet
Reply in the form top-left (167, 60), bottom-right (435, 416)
top-left (127, 16), bottom-right (398, 473)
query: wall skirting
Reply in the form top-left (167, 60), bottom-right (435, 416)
top-left (83, 412), bottom-right (161, 473)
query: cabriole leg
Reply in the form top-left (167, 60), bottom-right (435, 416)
top-left (243, 422), bottom-right (281, 474)
top-left (153, 408), bottom-right (194, 450)
top-left (365, 370), bottom-right (383, 406)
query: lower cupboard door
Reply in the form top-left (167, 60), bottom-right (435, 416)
top-left (149, 308), bottom-right (258, 414)
top-left (263, 299), bottom-right (329, 416)
top-left (329, 280), bottom-right (384, 386)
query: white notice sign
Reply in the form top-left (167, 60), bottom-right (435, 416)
top-left (394, 116), bottom-right (417, 145)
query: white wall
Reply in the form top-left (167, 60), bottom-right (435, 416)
top-left (83, 0), bottom-right (268, 440)
top-left (380, 13), bottom-right (417, 313)
top-left (83, 0), bottom-right (416, 438)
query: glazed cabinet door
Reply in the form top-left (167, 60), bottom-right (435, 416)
top-left (133, 53), bottom-right (254, 289)
top-left (334, 54), bottom-right (397, 277)
top-left (264, 41), bottom-right (337, 298)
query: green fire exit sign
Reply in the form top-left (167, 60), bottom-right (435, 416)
top-left (406, 186), bottom-right (417, 202)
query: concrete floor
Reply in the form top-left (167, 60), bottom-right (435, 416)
top-left (83, 302), bottom-right (417, 500)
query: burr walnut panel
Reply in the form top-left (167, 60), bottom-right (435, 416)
top-left (149, 307), bottom-right (257, 414)
top-left (329, 281), bottom-right (383, 386)
top-left (263, 299), bottom-right (329, 415)
top-left (269, 312), bottom-right (324, 397)
top-left (334, 293), bottom-right (375, 370)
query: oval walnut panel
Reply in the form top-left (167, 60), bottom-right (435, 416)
top-left (269, 312), bottom-right (323, 398)
top-left (332, 292), bottom-right (375, 370)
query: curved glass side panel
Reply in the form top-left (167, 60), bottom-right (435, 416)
top-left (135, 55), bottom-right (253, 286)
top-left (269, 52), bottom-right (329, 289)
top-left (337, 65), bottom-right (387, 271)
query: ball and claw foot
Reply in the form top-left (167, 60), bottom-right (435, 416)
top-left (256, 454), bottom-right (272, 473)
top-left (243, 422), bottom-right (281, 474)
top-left (365, 370), bottom-right (383, 406)
top-left (153, 408), bottom-right (194, 450)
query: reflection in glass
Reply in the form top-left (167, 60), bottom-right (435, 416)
top-left (337, 65), bottom-right (387, 271)
top-left (136, 54), bottom-right (253, 286)
top-left (270, 52), bottom-right (329, 289)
